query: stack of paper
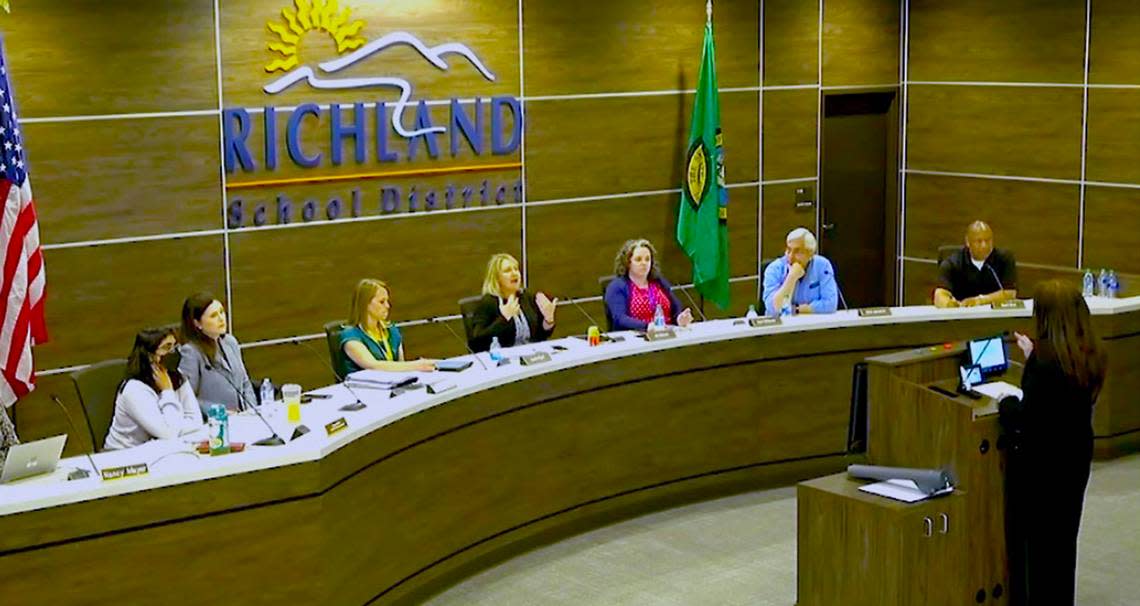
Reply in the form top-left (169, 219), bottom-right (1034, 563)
top-left (345, 369), bottom-right (419, 389)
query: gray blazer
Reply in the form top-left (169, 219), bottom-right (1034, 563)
top-left (178, 334), bottom-right (258, 416)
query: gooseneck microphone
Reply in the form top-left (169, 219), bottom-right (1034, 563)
top-left (431, 316), bottom-right (490, 371)
top-left (49, 394), bottom-right (100, 480)
top-left (210, 345), bottom-right (286, 446)
top-left (566, 296), bottom-right (604, 330)
top-left (291, 337), bottom-right (367, 412)
top-left (985, 262), bottom-right (1006, 296)
top-left (677, 286), bottom-right (709, 323)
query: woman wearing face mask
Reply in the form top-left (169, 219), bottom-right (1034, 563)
top-left (178, 292), bottom-right (258, 415)
top-left (341, 278), bottom-right (436, 374)
top-left (604, 238), bottom-right (693, 331)
top-left (104, 327), bottom-right (204, 450)
top-left (467, 253), bottom-right (557, 352)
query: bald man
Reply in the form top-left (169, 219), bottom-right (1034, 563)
top-left (933, 221), bottom-right (1018, 308)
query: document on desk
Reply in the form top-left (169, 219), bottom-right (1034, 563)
top-left (858, 479), bottom-right (954, 503)
top-left (973, 381), bottom-right (1023, 401)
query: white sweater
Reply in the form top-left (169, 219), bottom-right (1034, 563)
top-left (103, 379), bottom-right (204, 451)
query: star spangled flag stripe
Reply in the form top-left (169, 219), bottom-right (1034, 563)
top-left (0, 35), bottom-right (47, 409)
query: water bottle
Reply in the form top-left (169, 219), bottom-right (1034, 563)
top-left (489, 336), bottom-right (503, 363)
top-left (208, 404), bottom-right (230, 455)
top-left (1097, 269), bottom-right (1109, 297)
top-left (1107, 270), bottom-right (1119, 298)
top-left (745, 304), bottom-right (759, 319)
top-left (259, 377), bottom-right (274, 407)
top-left (1082, 269), bottom-right (1095, 297)
top-left (653, 303), bottom-right (666, 328)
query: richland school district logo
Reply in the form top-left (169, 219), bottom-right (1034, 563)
top-left (223, 0), bottom-right (523, 227)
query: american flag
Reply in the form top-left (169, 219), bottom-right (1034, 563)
top-left (0, 38), bottom-right (47, 409)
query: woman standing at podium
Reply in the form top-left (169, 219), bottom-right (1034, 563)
top-left (1002, 280), bottom-right (1107, 605)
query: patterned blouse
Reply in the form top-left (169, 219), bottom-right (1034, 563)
top-left (627, 281), bottom-right (674, 325)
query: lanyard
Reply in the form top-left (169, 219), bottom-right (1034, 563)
top-left (366, 325), bottom-right (394, 362)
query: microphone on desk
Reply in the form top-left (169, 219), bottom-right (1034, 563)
top-left (565, 296), bottom-right (603, 330)
top-left (290, 336), bottom-right (366, 413)
top-left (430, 316), bottom-right (490, 371)
top-left (210, 345), bottom-right (287, 446)
top-left (49, 394), bottom-right (100, 480)
top-left (677, 286), bottom-right (709, 323)
top-left (984, 262), bottom-right (1006, 297)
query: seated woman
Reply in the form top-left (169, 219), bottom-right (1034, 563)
top-left (468, 253), bottom-right (557, 352)
top-left (179, 292), bottom-right (258, 415)
top-left (604, 238), bottom-right (693, 331)
top-left (105, 327), bottom-right (204, 450)
top-left (341, 279), bottom-right (436, 373)
top-left (0, 405), bottom-right (17, 469)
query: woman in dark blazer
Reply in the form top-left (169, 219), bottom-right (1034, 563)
top-left (468, 253), bottom-right (557, 352)
top-left (1001, 279), bottom-right (1108, 606)
top-left (0, 405), bottom-right (18, 469)
top-left (604, 238), bottom-right (693, 331)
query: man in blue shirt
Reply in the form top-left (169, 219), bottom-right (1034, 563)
top-left (762, 227), bottom-right (839, 316)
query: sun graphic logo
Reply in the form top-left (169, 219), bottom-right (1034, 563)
top-left (264, 0), bottom-right (366, 73)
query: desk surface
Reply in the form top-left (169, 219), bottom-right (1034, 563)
top-left (0, 297), bottom-right (1135, 605)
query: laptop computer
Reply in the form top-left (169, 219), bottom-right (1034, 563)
top-left (1, 434), bottom-right (67, 484)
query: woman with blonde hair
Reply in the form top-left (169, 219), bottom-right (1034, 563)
top-left (340, 279), bottom-right (435, 374)
top-left (604, 238), bottom-right (692, 331)
top-left (1001, 279), bottom-right (1108, 605)
top-left (467, 253), bottom-right (557, 352)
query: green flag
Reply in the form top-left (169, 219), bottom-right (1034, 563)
top-left (677, 20), bottom-right (730, 309)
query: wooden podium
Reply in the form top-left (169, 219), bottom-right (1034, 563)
top-left (797, 341), bottom-right (1018, 605)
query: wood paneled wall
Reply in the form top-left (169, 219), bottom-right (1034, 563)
top-left (25, 1), bottom-right (1139, 455)
top-left (902, 0), bottom-right (1140, 303)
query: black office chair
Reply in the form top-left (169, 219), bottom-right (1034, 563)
top-left (458, 295), bottom-right (484, 348)
top-left (323, 320), bottom-right (352, 381)
top-left (70, 358), bottom-right (128, 452)
top-left (937, 244), bottom-right (961, 266)
top-left (597, 275), bottom-right (617, 331)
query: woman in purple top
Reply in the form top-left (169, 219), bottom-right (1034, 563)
top-left (603, 238), bottom-right (694, 331)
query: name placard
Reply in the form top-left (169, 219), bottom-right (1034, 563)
top-left (101, 463), bottom-right (149, 481)
top-left (748, 316), bottom-right (782, 328)
top-left (520, 351), bottom-right (552, 366)
top-left (991, 299), bottom-right (1026, 310)
top-left (645, 328), bottom-right (677, 341)
top-left (857, 307), bottom-right (892, 317)
top-left (325, 418), bottom-right (349, 436)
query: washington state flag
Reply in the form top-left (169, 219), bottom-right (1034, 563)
top-left (676, 20), bottom-right (730, 309)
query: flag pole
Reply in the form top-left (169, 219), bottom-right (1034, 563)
top-left (706, 0), bottom-right (712, 25)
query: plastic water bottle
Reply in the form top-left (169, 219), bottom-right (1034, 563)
top-left (1097, 269), bottom-right (1109, 297)
top-left (1107, 270), bottom-right (1119, 298)
top-left (653, 303), bottom-right (666, 328)
top-left (745, 304), bottom-right (759, 319)
top-left (259, 377), bottom-right (274, 407)
top-left (489, 337), bottom-right (503, 363)
top-left (1082, 269), bottom-right (1095, 297)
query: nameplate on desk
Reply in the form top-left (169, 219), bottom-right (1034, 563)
top-left (324, 418), bottom-right (349, 436)
top-left (748, 316), bottom-right (782, 328)
top-left (101, 463), bottom-right (149, 481)
top-left (992, 299), bottom-right (1026, 310)
top-left (520, 351), bottom-right (552, 366)
top-left (645, 328), bottom-right (677, 341)
top-left (857, 307), bottom-right (892, 317)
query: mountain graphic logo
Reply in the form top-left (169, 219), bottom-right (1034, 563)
top-left (263, 0), bottom-right (498, 139)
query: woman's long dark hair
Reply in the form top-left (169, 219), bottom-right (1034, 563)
top-left (123, 327), bottom-right (183, 394)
top-left (1032, 280), bottom-right (1108, 400)
top-left (181, 292), bottom-right (219, 361)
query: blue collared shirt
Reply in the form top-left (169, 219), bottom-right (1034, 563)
top-left (762, 255), bottom-right (839, 316)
